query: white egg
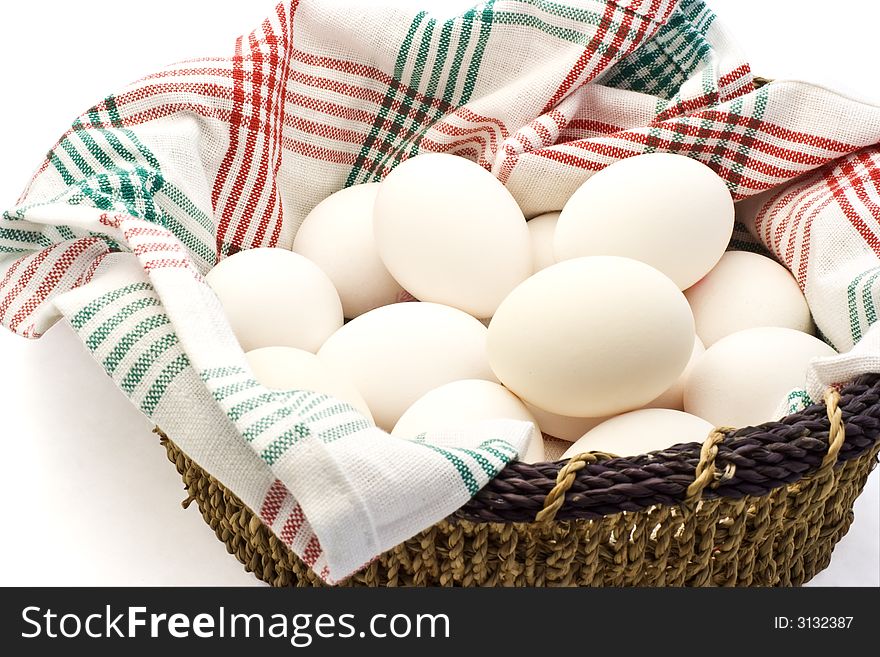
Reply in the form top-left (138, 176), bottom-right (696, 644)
top-left (317, 302), bottom-right (497, 431)
top-left (293, 183), bottom-right (405, 319)
top-left (373, 153), bottom-right (533, 318)
top-left (642, 336), bottom-right (705, 411)
top-left (245, 347), bottom-right (373, 422)
top-left (561, 409), bottom-right (714, 459)
top-left (488, 256), bottom-right (695, 417)
top-left (523, 401), bottom-right (607, 442)
top-left (205, 248), bottom-right (343, 352)
top-left (683, 327), bottom-right (837, 428)
top-left (527, 212), bottom-right (560, 272)
top-left (392, 379), bottom-right (544, 463)
top-left (554, 153), bottom-right (734, 290)
top-left (684, 250), bottom-right (813, 346)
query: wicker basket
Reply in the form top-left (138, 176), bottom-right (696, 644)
top-left (159, 373), bottom-right (880, 586)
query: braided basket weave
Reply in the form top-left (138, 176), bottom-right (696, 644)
top-left (160, 373), bottom-right (880, 586)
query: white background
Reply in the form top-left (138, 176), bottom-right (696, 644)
top-left (0, 0), bottom-right (877, 586)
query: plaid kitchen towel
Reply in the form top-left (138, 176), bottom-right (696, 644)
top-left (3, 0), bottom-right (880, 583)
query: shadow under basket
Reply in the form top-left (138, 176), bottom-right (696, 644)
top-left (159, 374), bottom-right (880, 587)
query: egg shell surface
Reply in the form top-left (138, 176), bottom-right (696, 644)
top-left (523, 401), bottom-right (607, 442)
top-left (561, 409), bottom-right (714, 459)
top-left (683, 326), bottom-right (837, 427)
top-left (642, 336), bottom-right (705, 411)
top-left (554, 153), bottom-right (734, 290)
top-left (293, 183), bottom-right (404, 319)
top-left (527, 212), bottom-right (560, 272)
top-left (205, 248), bottom-right (343, 352)
top-left (684, 250), bottom-right (813, 346)
top-left (373, 153), bottom-right (533, 318)
top-left (317, 302), bottom-right (497, 431)
top-left (487, 256), bottom-right (695, 417)
top-left (392, 379), bottom-right (544, 463)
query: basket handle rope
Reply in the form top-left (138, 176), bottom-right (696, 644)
top-left (819, 388), bottom-right (845, 471)
top-left (536, 388), bottom-right (845, 523)
top-left (535, 451), bottom-right (616, 523)
top-left (684, 427), bottom-right (735, 506)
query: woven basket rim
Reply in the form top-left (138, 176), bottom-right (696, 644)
top-left (456, 372), bottom-right (880, 523)
top-left (160, 373), bottom-right (880, 527)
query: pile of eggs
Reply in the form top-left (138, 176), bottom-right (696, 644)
top-left (205, 153), bottom-right (837, 463)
